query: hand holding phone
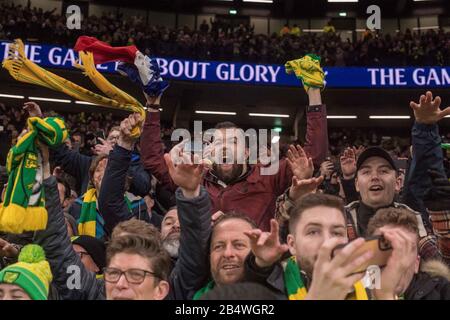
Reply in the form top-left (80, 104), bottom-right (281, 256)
top-left (95, 130), bottom-right (106, 145)
top-left (331, 235), bottom-right (393, 274)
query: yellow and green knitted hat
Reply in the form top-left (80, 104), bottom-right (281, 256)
top-left (0, 244), bottom-right (52, 300)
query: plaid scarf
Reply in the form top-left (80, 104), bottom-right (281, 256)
top-left (284, 256), bottom-right (368, 300)
top-left (0, 117), bottom-right (68, 233)
top-left (2, 39), bottom-right (145, 138)
top-left (77, 188), bottom-right (132, 238)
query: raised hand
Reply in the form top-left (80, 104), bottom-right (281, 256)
top-left (164, 142), bottom-right (204, 198)
top-left (340, 147), bottom-right (357, 179)
top-left (118, 113), bottom-right (141, 150)
top-left (287, 144), bottom-right (314, 180)
top-left (352, 145), bottom-right (365, 160)
top-left (372, 227), bottom-right (418, 300)
top-left (244, 219), bottom-right (289, 268)
top-left (319, 160), bottom-right (334, 178)
top-left (305, 238), bottom-right (373, 300)
top-left (93, 137), bottom-right (113, 156)
top-left (409, 91), bottom-right (450, 124)
top-left (23, 101), bottom-right (43, 118)
top-left (289, 175), bottom-right (324, 200)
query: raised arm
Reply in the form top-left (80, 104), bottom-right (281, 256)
top-left (140, 95), bottom-right (176, 191)
top-left (402, 91), bottom-right (450, 219)
top-left (164, 152), bottom-right (212, 300)
top-left (98, 113), bottom-right (141, 236)
top-left (51, 144), bottom-right (92, 194)
top-left (303, 88), bottom-right (328, 168)
top-left (339, 147), bottom-right (359, 204)
top-left (35, 144), bottom-right (104, 300)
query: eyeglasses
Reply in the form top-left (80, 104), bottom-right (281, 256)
top-left (103, 267), bottom-right (158, 284)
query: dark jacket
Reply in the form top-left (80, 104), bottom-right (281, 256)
top-left (244, 253), bottom-right (288, 300)
top-left (402, 122), bottom-right (446, 225)
top-left (36, 176), bottom-right (211, 300)
top-left (168, 187), bottom-right (212, 300)
top-left (51, 144), bottom-right (92, 196)
top-left (405, 272), bottom-right (450, 300)
top-left (97, 145), bottom-right (163, 236)
top-left (36, 176), bottom-right (105, 300)
top-left (140, 106), bottom-right (328, 231)
top-left (51, 144), bottom-right (151, 197)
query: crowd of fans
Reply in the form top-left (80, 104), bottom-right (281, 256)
top-left (0, 2), bottom-right (450, 302)
top-left (1, 84), bottom-right (450, 300)
top-left (1, 2), bottom-right (449, 66)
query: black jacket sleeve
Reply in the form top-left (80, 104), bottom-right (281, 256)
top-left (98, 145), bottom-right (134, 236)
top-left (127, 160), bottom-right (151, 197)
top-left (35, 176), bottom-right (105, 300)
top-left (244, 253), bottom-right (287, 298)
top-left (51, 144), bottom-right (92, 195)
top-left (402, 122), bottom-right (446, 221)
top-left (341, 177), bottom-right (359, 204)
top-left (168, 186), bottom-right (212, 300)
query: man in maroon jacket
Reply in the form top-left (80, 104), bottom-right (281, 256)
top-left (140, 63), bottom-right (328, 231)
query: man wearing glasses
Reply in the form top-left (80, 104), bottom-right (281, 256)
top-left (71, 235), bottom-right (106, 275)
top-left (34, 114), bottom-right (211, 300)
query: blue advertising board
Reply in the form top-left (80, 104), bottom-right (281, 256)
top-left (1, 41), bottom-right (449, 88)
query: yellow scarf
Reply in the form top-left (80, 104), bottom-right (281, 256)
top-left (2, 39), bottom-right (145, 138)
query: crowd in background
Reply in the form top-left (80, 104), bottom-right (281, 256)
top-left (0, 2), bottom-right (449, 66)
top-left (1, 1), bottom-right (450, 302)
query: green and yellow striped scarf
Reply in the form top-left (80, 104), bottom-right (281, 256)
top-left (284, 256), bottom-right (368, 300)
top-left (0, 117), bottom-right (68, 233)
top-left (77, 188), bottom-right (98, 238)
top-left (78, 187), bottom-right (133, 238)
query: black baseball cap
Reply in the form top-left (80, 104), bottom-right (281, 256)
top-left (71, 235), bottom-right (106, 271)
top-left (356, 147), bottom-right (397, 172)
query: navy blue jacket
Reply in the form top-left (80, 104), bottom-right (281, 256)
top-left (51, 144), bottom-right (151, 197)
top-left (402, 121), bottom-right (446, 226)
top-left (97, 145), bottom-right (163, 236)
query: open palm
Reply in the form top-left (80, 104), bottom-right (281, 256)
top-left (287, 144), bottom-right (314, 180)
top-left (410, 91), bottom-right (450, 124)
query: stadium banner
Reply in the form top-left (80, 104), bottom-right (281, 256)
top-left (1, 41), bottom-right (449, 88)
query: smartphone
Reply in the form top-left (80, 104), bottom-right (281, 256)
top-left (95, 130), bottom-right (106, 145)
top-left (331, 236), bottom-right (393, 274)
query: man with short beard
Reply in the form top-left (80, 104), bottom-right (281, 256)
top-left (141, 74), bottom-right (328, 231)
top-left (192, 212), bottom-right (256, 299)
top-left (160, 207), bottom-right (180, 259)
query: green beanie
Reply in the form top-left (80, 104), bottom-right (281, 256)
top-left (0, 244), bottom-right (52, 300)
